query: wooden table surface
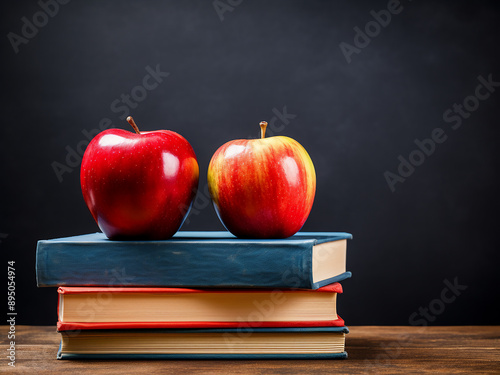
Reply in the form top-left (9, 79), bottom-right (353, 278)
top-left (1, 326), bottom-right (499, 374)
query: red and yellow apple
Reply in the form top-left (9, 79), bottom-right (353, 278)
top-left (207, 122), bottom-right (316, 238)
top-left (81, 117), bottom-right (199, 240)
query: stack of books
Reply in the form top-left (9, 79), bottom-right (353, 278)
top-left (36, 231), bottom-right (352, 359)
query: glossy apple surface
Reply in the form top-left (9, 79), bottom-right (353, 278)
top-left (81, 117), bottom-right (199, 240)
top-left (207, 122), bottom-right (316, 238)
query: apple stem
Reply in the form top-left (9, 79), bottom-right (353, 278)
top-left (260, 121), bottom-right (268, 139)
top-left (127, 116), bottom-right (141, 134)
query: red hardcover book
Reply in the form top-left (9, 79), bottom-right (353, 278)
top-left (57, 284), bottom-right (345, 331)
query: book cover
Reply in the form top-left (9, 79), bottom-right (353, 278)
top-left (37, 231), bottom-right (352, 289)
top-left (57, 284), bottom-right (345, 331)
top-left (57, 326), bottom-right (349, 360)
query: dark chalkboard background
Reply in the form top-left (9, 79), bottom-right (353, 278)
top-left (1, 0), bottom-right (499, 326)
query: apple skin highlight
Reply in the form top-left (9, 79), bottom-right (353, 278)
top-left (208, 123), bottom-right (316, 239)
top-left (81, 121), bottom-right (199, 240)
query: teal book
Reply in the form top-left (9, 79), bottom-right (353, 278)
top-left (36, 231), bottom-right (352, 289)
top-left (57, 326), bottom-right (349, 359)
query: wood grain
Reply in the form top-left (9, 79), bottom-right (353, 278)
top-left (1, 326), bottom-right (499, 374)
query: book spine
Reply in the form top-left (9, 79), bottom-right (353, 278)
top-left (57, 317), bottom-right (346, 331)
top-left (36, 241), bottom-right (320, 288)
top-left (58, 326), bottom-right (349, 334)
top-left (57, 352), bottom-right (348, 360)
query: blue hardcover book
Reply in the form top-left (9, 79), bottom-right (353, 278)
top-left (36, 231), bottom-right (352, 289)
top-left (57, 326), bottom-right (349, 359)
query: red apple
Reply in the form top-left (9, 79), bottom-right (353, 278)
top-left (207, 121), bottom-right (316, 238)
top-left (81, 117), bottom-right (199, 240)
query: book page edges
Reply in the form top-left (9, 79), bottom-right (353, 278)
top-left (312, 239), bottom-right (347, 284)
